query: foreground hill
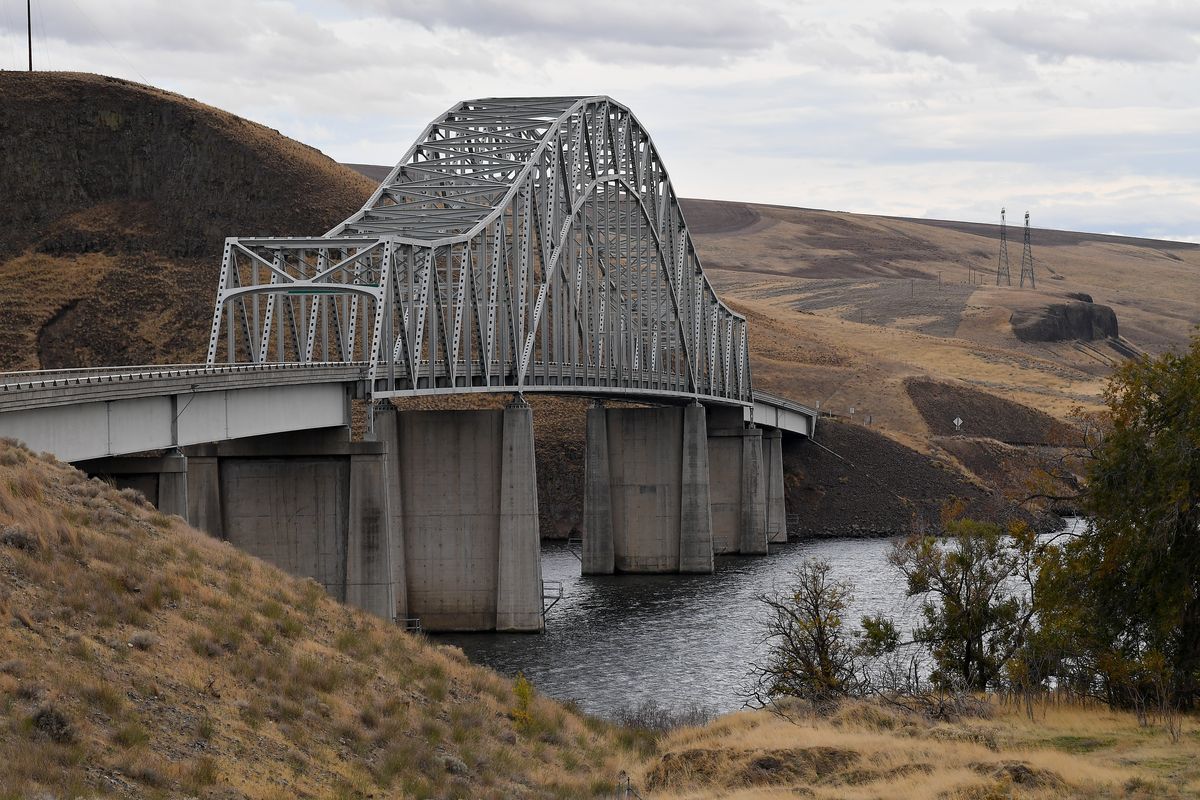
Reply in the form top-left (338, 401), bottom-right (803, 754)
top-left (4, 439), bottom-right (1197, 800)
top-left (0, 438), bottom-right (634, 798)
top-left (0, 71), bottom-right (375, 370)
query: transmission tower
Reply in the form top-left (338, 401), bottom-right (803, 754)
top-left (996, 207), bottom-right (1011, 286)
top-left (1019, 211), bottom-right (1035, 288)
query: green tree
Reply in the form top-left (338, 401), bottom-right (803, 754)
top-left (889, 515), bottom-right (1037, 693)
top-left (750, 558), bottom-right (866, 711)
top-left (1037, 334), bottom-right (1200, 709)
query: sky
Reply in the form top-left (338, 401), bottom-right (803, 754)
top-left (2, 0), bottom-right (1199, 241)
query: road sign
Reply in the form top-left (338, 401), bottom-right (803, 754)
top-left (953, 416), bottom-right (963, 431)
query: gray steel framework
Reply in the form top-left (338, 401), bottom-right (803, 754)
top-left (205, 97), bottom-right (752, 405)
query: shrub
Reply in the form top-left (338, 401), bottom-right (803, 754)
top-left (613, 699), bottom-right (713, 733)
top-left (513, 672), bottom-right (535, 733)
top-left (114, 721), bottom-right (149, 748)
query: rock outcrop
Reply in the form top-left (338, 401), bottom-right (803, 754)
top-left (1010, 300), bottom-right (1118, 343)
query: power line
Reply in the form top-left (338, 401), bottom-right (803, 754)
top-left (63, 0), bottom-right (152, 85)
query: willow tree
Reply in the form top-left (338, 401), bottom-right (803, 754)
top-left (1037, 334), bottom-right (1200, 710)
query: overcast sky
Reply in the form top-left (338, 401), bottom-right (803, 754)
top-left (2, 0), bottom-right (1198, 241)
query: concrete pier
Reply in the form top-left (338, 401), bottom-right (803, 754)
top-left (179, 429), bottom-right (398, 620)
top-left (186, 453), bottom-right (223, 539)
top-left (78, 453), bottom-right (189, 518)
top-left (496, 400), bottom-right (544, 631)
top-left (739, 427), bottom-right (768, 555)
top-left (346, 448), bottom-right (395, 620)
top-left (390, 406), bottom-right (543, 632)
top-left (586, 405), bottom-right (714, 574)
top-left (763, 429), bottom-right (787, 544)
top-left (582, 403), bottom-right (615, 575)
top-left (707, 407), bottom-right (769, 555)
top-left (372, 406), bottom-right (409, 622)
top-left (680, 403), bottom-right (715, 573)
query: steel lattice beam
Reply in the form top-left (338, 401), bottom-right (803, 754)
top-left (205, 96), bottom-right (753, 405)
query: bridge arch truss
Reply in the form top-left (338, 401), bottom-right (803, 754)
top-left (205, 97), bottom-right (752, 405)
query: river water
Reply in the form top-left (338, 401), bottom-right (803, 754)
top-left (438, 521), bottom-right (1082, 718)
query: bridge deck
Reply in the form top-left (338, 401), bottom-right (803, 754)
top-left (0, 364), bottom-right (814, 462)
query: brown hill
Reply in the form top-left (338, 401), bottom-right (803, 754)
top-left (0, 72), bottom-right (375, 370)
top-left (0, 438), bottom-right (636, 798)
top-left (679, 198), bottom-right (1200, 507)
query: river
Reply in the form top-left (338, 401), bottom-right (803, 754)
top-left (438, 520), bottom-right (1083, 718)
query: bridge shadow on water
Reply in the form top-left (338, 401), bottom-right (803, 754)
top-left (436, 537), bottom-right (920, 719)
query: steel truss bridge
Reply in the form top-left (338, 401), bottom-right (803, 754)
top-left (206, 96), bottom-right (752, 406)
top-left (1, 97), bottom-right (815, 464)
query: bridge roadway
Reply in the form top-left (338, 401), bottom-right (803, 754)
top-left (0, 362), bottom-right (814, 463)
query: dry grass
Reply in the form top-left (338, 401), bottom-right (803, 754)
top-left (0, 438), bottom-right (635, 799)
top-left (695, 200), bottom-right (1200, 449)
top-left (636, 697), bottom-right (1200, 799)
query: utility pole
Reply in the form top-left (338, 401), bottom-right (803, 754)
top-left (996, 207), bottom-right (1011, 286)
top-left (28, 0), bottom-right (34, 71)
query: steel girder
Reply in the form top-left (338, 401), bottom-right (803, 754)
top-left (205, 97), bottom-right (752, 405)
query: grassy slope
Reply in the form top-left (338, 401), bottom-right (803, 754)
top-left (0, 439), bottom-right (637, 799)
top-left (640, 700), bottom-right (1200, 799)
top-left (3, 448), bottom-right (1198, 800)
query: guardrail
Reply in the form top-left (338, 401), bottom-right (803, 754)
top-left (0, 361), bottom-right (369, 392)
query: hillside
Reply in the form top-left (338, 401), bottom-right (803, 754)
top-left (0, 71), bottom-right (376, 370)
top-left (5, 444), bottom-right (1198, 800)
top-left (639, 700), bottom-right (1200, 799)
top-left (0, 438), bottom-right (636, 798)
top-left (684, 197), bottom-right (1200, 439)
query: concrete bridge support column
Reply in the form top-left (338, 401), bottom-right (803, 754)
top-left (186, 450), bottom-right (223, 539)
top-left (78, 453), bottom-right (189, 519)
top-left (679, 403), bottom-right (715, 573)
top-left (763, 429), bottom-right (787, 544)
top-left (392, 406), bottom-right (543, 632)
top-left (739, 428), bottom-right (768, 555)
top-left (372, 405), bottom-right (408, 623)
top-left (496, 399), bottom-right (544, 631)
top-left (346, 444), bottom-right (396, 621)
top-left (582, 402), bottom-right (615, 575)
top-left (601, 406), bottom-right (714, 574)
top-left (707, 408), bottom-right (769, 555)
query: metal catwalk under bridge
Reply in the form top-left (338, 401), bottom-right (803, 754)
top-left (205, 96), bottom-right (755, 409)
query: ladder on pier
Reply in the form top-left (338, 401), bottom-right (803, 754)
top-left (542, 580), bottom-right (564, 618)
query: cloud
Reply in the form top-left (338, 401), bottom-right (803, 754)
top-left (354, 0), bottom-right (791, 63)
top-left (971, 4), bottom-right (1200, 64)
top-left (0, 0), bottom-right (1196, 240)
top-left (875, 2), bottom-right (1200, 66)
